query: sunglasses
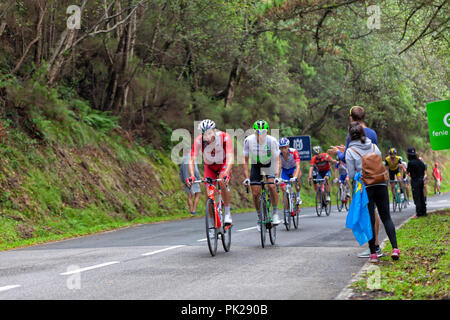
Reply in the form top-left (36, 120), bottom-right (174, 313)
top-left (255, 129), bottom-right (268, 135)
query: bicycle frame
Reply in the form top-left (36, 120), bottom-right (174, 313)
top-left (195, 178), bottom-right (230, 230)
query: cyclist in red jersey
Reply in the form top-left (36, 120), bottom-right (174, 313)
top-left (186, 119), bottom-right (234, 225)
top-left (308, 146), bottom-right (335, 202)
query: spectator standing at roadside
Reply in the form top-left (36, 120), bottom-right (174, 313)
top-left (179, 154), bottom-right (201, 216)
top-left (432, 163), bottom-right (442, 195)
top-left (328, 106), bottom-right (382, 258)
top-left (345, 122), bottom-right (399, 263)
top-left (407, 148), bottom-right (427, 218)
top-left (419, 157), bottom-right (428, 203)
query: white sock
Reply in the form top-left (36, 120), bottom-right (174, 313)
top-left (225, 206), bottom-right (230, 216)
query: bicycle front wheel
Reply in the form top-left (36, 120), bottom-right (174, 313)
top-left (205, 199), bottom-right (218, 256)
top-left (260, 196), bottom-right (267, 248)
top-left (315, 189), bottom-right (322, 217)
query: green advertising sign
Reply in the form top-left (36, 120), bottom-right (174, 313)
top-left (427, 99), bottom-right (450, 150)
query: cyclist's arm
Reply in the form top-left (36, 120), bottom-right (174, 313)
top-left (276, 155), bottom-right (282, 178)
top-left (308, 165), bottom-right (314, 180)
top-left (243, 155), bottom-right (250, 180)
top-left (294, 161), bottom-right (301, 180)
top-left (222, 133), bottom-right (234, 177)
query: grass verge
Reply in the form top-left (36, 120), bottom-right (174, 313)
top-left (351, 208), bottom-right (450, 300)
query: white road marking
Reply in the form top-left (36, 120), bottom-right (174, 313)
top-left (60, 261), bottom-right (120, 275)
top-left (197, 238), bottom-right (207, 242)
top-left (237, 226), bottom-right (257, 232)
top-left (0, 285), bottom-right (21, 293)
top-left (141, 245), bottom-right (186, 256)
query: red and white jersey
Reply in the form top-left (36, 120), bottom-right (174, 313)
top-left (191, 131), bottom-right (232, 166)
top-left (279, 148), bottom-right (300, 169)
top-left (311, 153), bottom-right (333, 172)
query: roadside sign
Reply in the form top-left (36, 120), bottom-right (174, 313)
top-left (427, 100), bottom-right (450, 150)
top-left (287, 136), bottom-right (311, 161)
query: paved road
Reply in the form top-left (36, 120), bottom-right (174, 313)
top-left (0, 192), bottom-right (449, 300)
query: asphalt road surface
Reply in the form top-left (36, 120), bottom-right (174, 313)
top-left (1, 192), bottom-right (449, 300)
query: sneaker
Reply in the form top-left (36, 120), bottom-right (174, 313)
top-left (256, 222), bottom-right (261, 232)
top-left (369, 253), bottom-right (378, 263)
top-left (391, 248), bottom-right (400, 261)
top-left (296, 196), bottom-right (302, 205)
top-left (326, 195), bottom-right (331, 203)
top-left (190, 211), bottom-right (197, 216)
top-left (358, 247), bottom-right (382, 258)
top-left (357, 248), bottom-right (371, 258)
top-left (272, 213), bottom-right (281, 225)
top-left (377, 247), bottom-right (383, 257)
top-left (224, 213), bottom-right (232, 225)
top-left (208, 229), bottom-right (216, 239)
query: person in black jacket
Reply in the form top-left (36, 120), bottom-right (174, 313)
top-left (406, 147), bottom-right (427, 218)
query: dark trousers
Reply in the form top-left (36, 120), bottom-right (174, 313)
top-left (366, 185), bottom-right (398, 254)
top-left (411, 179), bottom-right (427, 216)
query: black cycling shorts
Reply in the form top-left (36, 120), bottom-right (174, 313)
top-left (389, 169), bottom-right (400, 181)
top-left (250, 163), bottom-right (275, 185)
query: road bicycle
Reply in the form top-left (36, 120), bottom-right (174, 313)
top-left (193, 177), bottom-right (231, 256)
top-left (312, 178), bottom-right (331, 217)
top-left (336, 179), bottom-right (351, 212)
top-left (246, 180), bottom-right (278, 248)
top-left (390, 179), bottom-right (407, 212)
top-left (280, 179), bottom-right (301, 231)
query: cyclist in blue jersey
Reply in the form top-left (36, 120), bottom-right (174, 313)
top-left (275, 137), bottom-right (302, 205)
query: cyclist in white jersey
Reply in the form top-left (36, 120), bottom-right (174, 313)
top-left (242, 120), bottom-right (281, 228)
top-left (276, 137), bottom-right (302, 205)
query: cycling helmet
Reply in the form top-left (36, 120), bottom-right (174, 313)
top-left (279, 137), bottom-right (290, 147)
top-left (389, 148), bottom-right (397, 155)
top-left (312, 146), bottom-right (322, 155)
top-left (198, 119), bottom-right (216, 133)
top-left (253, 120), bottom-right (269, 134)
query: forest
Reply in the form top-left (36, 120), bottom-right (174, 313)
top-left (0, 0), bottom-right (448, 247)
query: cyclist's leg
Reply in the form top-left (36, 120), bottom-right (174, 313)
top-left (266, 175), bottom-right (280, 224)
top-left (217, 163), bottom-right (232, 224)
top-left (217, 163), bottom-right (231, 206)
top-left (250, 164), bottom-right (263, 221)
top-left (389, 170), bottom-right (396, 194)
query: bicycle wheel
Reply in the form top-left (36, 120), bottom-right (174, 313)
top-left (293, 194), bottom-right (300, 230)
top-left (260, 196), bottom-right (267, 248)
top-left (344, 193), bottom-right (350, 211)
top-left (315, 189), bottom-right (323, 217)
top-left (283, 192), bottom-right (291, 231)
top-left (325, 192), bottom-right (331, 216)
top-left (205, 199), bottom-right (218, 256)
top-left (337, 187), bottom-right (343, 212)
top-left (220, 202), bottom-right (231, 252)
top-left (392, 189), bottom-right (397, 212)
top-left (269, 220), bottom-right (277, 245)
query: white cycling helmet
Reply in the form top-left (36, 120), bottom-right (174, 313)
top-left (198, 119), bottom-right (216, 133)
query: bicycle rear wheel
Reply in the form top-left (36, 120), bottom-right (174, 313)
top-left (269, 221), bottom-right (277, 245)
top-left (292, 193), bottom-right (299, 229)
top-left (325, 192), bottom-right (331, 216)
top-left (337, 187), bottom-right (343, 212)
top-left (293, 203), bottom-right (300, 229)
top-left (260, 196), bottom-right (267, 248)
top-left (220, 202), bottom-right (231, 252)
top-left (284, 192), bottom-right (291, 231)
top-left (205, 199), bottom-right (218, 256)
